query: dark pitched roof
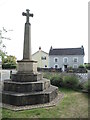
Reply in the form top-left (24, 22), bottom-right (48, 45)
top-left (49, 47), bottom-right (84, 56)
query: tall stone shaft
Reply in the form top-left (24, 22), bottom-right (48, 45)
top-left (22, 9), bottom-right (33, 60)
top-left (23, 23), bottom-right (31, 60)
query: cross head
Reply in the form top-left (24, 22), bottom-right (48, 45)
top-left (22, 9), bottom-right (33, 23)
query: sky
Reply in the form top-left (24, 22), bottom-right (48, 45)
top-left (0, 0), bottom-right (88, 63)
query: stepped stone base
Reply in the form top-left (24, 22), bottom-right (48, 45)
top-left (11, 72), bottom-right (43, 82)
top-left (1, 60), bottom-right (58, 107)
top-left (2, 93), bottom-right (64, 111)
top-left (3, 78), bottom-right (50, 92)
top-left (2, 85), bottom-right (58, 106)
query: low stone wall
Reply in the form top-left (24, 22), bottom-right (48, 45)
top-left (37, 68), bottom-right (62, 72)
top-left (66, 68), bottom-right (87, 73)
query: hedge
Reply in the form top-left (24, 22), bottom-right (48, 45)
top-left (50, 74), bottom-right (79, 89)
top-left (63, 75), bottom-right (79, 89)
top-left (2, 64), bottom-right (17, 69)
top-left (50, 76), bottom-right (63, 87)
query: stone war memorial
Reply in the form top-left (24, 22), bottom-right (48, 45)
top-left (1, 9), bottom-right (59, 110)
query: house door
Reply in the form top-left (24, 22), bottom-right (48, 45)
top-left (64, 65), bottom-right (67, 71)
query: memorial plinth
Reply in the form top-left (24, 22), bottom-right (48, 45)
top-left (2, 9), bottom-right (58, 107)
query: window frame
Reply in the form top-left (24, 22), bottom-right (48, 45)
top-left (73, 64), bottom-right (78, 68)
top-left (73, 57), bottom-right (78, 63)
top-left (54, 57), bottom-right (59, 63)
top-left (41, 56), bottom-right (46, 60)
top-left (54, 64), bottom-right (59, 69)
top-left (63, 57), bottom-right (68, 63)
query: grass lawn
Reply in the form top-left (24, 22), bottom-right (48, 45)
top-left (1, 88), bottom-right (88, 119)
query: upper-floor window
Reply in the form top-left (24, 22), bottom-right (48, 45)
top-left (63, 57), bottom-right (68, 63)
top-left (41, 56), bottom-right (46, 60)
top-left (54, 57), bottom-right (59, 62)
top-left (73, 57), bottom-right (78, 63)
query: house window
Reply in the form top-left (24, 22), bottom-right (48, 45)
top-left (45, 65), bottom-right (47, 68)
top-left (54, 64), bottom-right (59, 69)
top-left (41, 56), bottom-right (46, 60)
top-left (73, 57), bottom-right (78, 63)
top-left (63, 57), bottom-right (68, 63)
top-left (55, 58), bottom-right (57, 62)
top-left (54, 57), bottom-right (58, 62)
top-left (73, 64), bottom-right (78, 68)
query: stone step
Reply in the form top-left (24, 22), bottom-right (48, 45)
top-left (11, 72), bottom-right (43, 82)
top-left (3, 78), bottom-right (50, 93)
top-left (2, 85), bottom-right (58, 106)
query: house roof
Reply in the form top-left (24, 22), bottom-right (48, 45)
top-left (32, 50), bottom-right (48, 56)
top-left (49, 46), bottom-right (84, 56)
top-left (32, 47), bottom-right (48, 56)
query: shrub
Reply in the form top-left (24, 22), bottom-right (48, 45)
top-left (83, 80), bottom-right (90, 91)
top-left (2, 63), bottom-right (17, 69)
top-left (10, 65), bottom-right (17, 69)
top-left (85, 63), bottom-right (90, 70)
top-left (50, 76), bottom-right (63, 87)
top-left (63, 75), bottom-right (79, 89)
top-left (68, 69), bottom-right (73, 73)
top-left (79, 65), bottom-right (85, 68)
top-left (77, 82), bottom-right (84, 90)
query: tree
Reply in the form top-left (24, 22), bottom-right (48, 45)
top-left (2, 55), bottom-right (17, 69)
top-left (0, 27), bottom-right (13, 58)
top-left (0, 27), bottom-right (16, 69)
top-left (3, 55), bottom-right (16, 65)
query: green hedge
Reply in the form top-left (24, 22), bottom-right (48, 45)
top-left (50, 76), bottom-right (63, 87)
top-left (63, 75), bottom-right (79, 89)
top-left (79, 65), bottom-right (85, 68)
top-left (50, 74), bottom-right (79, 89)
top-left (83, 80), bottom-right (90, 91)
top-left (85, 64), bottom-right (90, 70)
top-left (2, 63), bottom-right (17, 69)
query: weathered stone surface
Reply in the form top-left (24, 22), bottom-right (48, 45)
top-left (22, 9), bottom-right (33, 60)
top-left (23, 23), bottom-right (31, 60)
top-left (2, 85), bottom-right (58, 106)
top-left (3, 78), bottom-right (50, 92)
top-left (11, 72), bottom-right (42, 82)
top-left (2, 93), bottom-right (64, 111)
top-left (1, 9), bottom-right (58, 108)
top-left (17, 60), bottom-right (37, 73)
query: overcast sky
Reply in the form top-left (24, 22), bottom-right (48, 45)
top-left (0, 0), bottom-right (88, 63)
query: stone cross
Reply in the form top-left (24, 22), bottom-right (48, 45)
top-left (22, 9), bottom-right (33, 23)
top-left (22, 9), bottom-right (33, 60)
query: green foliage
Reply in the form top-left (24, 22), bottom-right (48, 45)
top-left (43, 72), bottom-right (89, 91)
top-left (0, 27), bottom-right (13, 64)
top-left (79, 65), bottom-right (85, 68)
top-left (0, 50), bottom-right (6, 59)
top-left (43, 72), bottom-right (60, 80)
top-left (50, 75), bottom-right (63, 87)
top-left (83, 80), bottom-right (90, 91)
top-left (2, 63), bottom-right (17, 69)
top-left (68, 66), bottom-right (73, 69)
top-left (2, 88), bottom-right (88, 118)
top-left (68, 69), bottom-right (73, 73)
top-left (2, 55), bottom-right (17, 69)
top-left (63, 75), bottom-right (79, 89)
top-left (2, 55), bottom-right (16, 64)
top-left (85, 63), bottom-right (90, 70)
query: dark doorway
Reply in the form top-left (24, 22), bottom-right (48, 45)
top-left (64, 65), bottom-right (67, 71)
